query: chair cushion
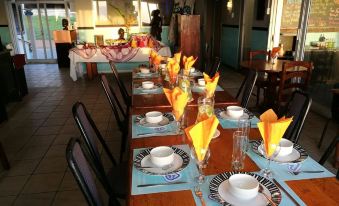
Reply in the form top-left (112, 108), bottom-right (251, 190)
top-left (107, 161), bottom-right (128, 198)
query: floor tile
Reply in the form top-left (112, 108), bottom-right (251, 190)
top-left (22, 173), bottom-right (64, 194)
top-left (45, 145), bottom-right (67, 158)
top-left (34, 157), bottom-right (67, 174)
top-left (5, 159), bottom-right (40, 176)
top-left (0, 196), bottom-right (16, 206)
top-left (52, 134), bottom-right (77, 145)
top-left (43, 117), bottom-right (68, 127)
top-left (52, 190), bottom-right (87, 206)
top-left (27, 135), bottom-right (56, 147)
top-left (0, 175), bottom-right (29, 196)
top-left (34, 126), bottom-right (63, 136)
top-left (15, 146), bottom-right (49, 160)
top-left (13, 192), bottom-right (55, 206)
top-left (58, 171), bottom-right (79, 191)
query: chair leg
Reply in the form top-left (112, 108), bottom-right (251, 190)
top-left (319, 135), bottom-right (339, 165)
top-left (318, 118), bottom-right (331, 148)
top-left (236, 77), bottom-right (246, 99)
top-left (0, 142), bottom-right (10, 170)
top-left (256, 86), bottom-right (260, 106)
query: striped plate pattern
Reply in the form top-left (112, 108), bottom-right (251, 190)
top-left (209, 172), bottom-right (282, 206)
top-left (134, 147), bottom-right (190, 175)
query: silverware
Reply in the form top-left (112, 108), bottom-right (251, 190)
top-left (137, 181), bottom-right (187, 187)
top-left (272, 178), bottom-right (301, 206)
top-left (289, 170), bottom-right (324, 175)
top-left (137, 131), bottom-right (168, 136)
top-left (258, 184), bottom-right (277, 206)
top-left (194, 186), bottom-right (206, 206)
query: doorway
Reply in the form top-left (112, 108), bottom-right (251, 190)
top-left (6, 1), bottom-right (73, 63)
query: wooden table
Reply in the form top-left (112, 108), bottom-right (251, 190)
top-left (127, 73), bottom-right (339, 206)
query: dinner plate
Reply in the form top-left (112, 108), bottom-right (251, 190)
top-left (135, 83), bottom-right (162, 91)
top-left (252, 140), bottom-right (308, 163)
top-left (219, 111), bottom-right (250, 121)
top-left (134, 147), bottom-right (190, 175)
top-left (135, 113), bottom-right (174, 128)
top-left (209, 172), bottom-right (282, 206)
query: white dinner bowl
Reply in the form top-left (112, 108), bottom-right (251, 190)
top-left (145, 111), bottom-right (163, 124)
top-left (142, 81), bottom-right (155, 89)
top-left (228, 174), bottom-right (259, 200)
top-left (150, 146), bottom-right (174, 167)
top-left (278, 138), bottom-right (294, 156)
top-left (226, 106), bottom-right (244, 119)
top-left (140, 67), bottom-right (150, 74)
top-left (198, 78), bottom-right (205, 86)
top-left (190, 67), bottom-right (196, 73)
top-left (76, 44), bottom-right (84, 49)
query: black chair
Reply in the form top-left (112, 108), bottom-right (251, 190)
top-left (318, 135), bottom-right (339, 180)
top-left (72, 102), bottom-right (127, 199)
top-left (101, 74), bottom-right (128, 162)
top-left (206, 56), bottom-right (221, 77)
top-left (280, 91), bottom-right (312, 144)
top-left (109, 61), bottom-right (131, 106)
top-left (318, 83), bottom-right (339, 148)
top-left (237, 70), bottom-right (258, 109)
top-left (66, 138), bottom-right (121, 206)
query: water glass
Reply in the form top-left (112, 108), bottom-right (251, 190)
top-left (196, 96), bottom-right (215, 123)
top-left (237, 118), bottom-right (251, 152)
top-left (232, 131), bottom-right (248, 171)
top-left (177, 74), bottom-right (193, 102)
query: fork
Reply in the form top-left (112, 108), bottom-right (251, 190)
top-left (289, 170), bottom-right (324, 175)
top-left (194, 186), bottom-right (206, 206)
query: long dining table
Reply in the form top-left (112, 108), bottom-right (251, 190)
top-left (126, 70), bottom-right (339, 206)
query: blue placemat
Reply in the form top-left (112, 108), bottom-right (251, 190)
top-left (215, 108), bottom-right (260, 129)
top-left (133, 85), bottom-right (164, 95)
top-left (191, 174), bottom-right (306, 206)
top-left (131, 144), bottom-right (199, 195)
top-left (247, 141), bottom-right (335, 181)
top-left (132, 114), bottom-right (179, 138)
top-left (192, 85), bottom-right (224, 93)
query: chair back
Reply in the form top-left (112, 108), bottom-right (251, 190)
top-left (72, 102), bottom-right (117, 191)
top-left (240, 70), bottom-right (258, 108)
top-left (278, 61), bottom-right (313, 103)
top-left (109, 61), bottom-right (130, 106)
top-left (282, 91), bottom-right (312, 143)
top-left (249, 50), bottom-right (270, 60)
top-left (66, 138), bottom-right (104, 206)
top-left (208, 56), bottom-right (221, 77)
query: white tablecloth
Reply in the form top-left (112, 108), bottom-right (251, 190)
top-left (68, 45), bottom-right (172, 81)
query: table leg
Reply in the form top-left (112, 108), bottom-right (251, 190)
top-left (86, 62), bottom-right (93, 80)
top-left (92, 63), bottom-right (98, 76)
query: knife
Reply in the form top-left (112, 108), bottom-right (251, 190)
top-left (137, 181), bottom-right (187, 187)
top-left (272, 179), bottom-right (301, 206)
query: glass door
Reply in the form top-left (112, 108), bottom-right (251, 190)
top-left (9, 1), bottom-right (70, 63)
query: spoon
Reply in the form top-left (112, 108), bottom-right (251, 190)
top-left (289, 170), bottom-right (324, 175)
top-left (140, 163), bottom-right (174, 170)
top-left (194, 186), bottom-right (206, 206)
top-left (258, 184), bottom-right (277, 206)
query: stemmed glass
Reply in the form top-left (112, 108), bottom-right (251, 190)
top-left (173, 106), bottom-right (187, 135)
top-left (271, 53), bottom-right (278, 65)
top-left (191, 146), bottom-right (211, 184)
top-left (260, 142), bottom-right (281, 178)
top-left (195, 96), bottom-right (215, 123)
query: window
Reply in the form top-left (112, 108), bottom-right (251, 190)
top-left (93, 0), bottom-right (173, 26)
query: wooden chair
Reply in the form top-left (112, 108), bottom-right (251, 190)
top-left (206, 56), bottom-right (221, 77)
top-left (239, 70), bottom-right (258, 109)
top-left (277, 61), bottom-right (313, 106)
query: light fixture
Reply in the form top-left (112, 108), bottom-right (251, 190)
top-left (227, 0), bottom-right (233, 13)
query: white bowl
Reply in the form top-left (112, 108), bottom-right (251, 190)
top-left (142, 81), bottom-right (154, 89)
top-left (278, 138), bottom-right (294, 156)
top-left (198, 78), bottom-right (205, 86)
top-left (76, 44), bottom-right (84, 49)
top-left (150, 146), bottom-right (174, 167)
top-left (228, 174), bottom-right (259, 200)
top-left (160, 64), bottom-right (167, 70)
top-left (145, 111), bottom-right (163, 124)
top-left (140, 68), bottom-right (150, 74)
top-left (226, 106), bottom-right (244, 119)
top-left (190, 67), bottom-right (196, 73)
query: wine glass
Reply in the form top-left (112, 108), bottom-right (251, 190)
top-left (191, 146), bottom-right (211, 184)
top-left (260, 142), bottom-right (281, 178)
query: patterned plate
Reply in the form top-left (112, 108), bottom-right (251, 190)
top-left (134, 147), bottom-right (190, 175)
top-left (215, 107), bottom-right (254, 120)
top-left (252, 140), bottom-right (308, 163)
top-left (135, 113), bottom-right (175, 128)
top-left (209, 172), bottom-right (282, 206)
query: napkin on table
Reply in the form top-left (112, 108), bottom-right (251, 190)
top-left (185, 115), bottom-right (219, 161)
top-left (183, 55), bottom-right (197, 75)
top-left (203, 72), bottom-right (220, 98)
top-left (257, 109), bottom-right (293, 157)
top-left (163, 87), bottom-right (189, 121)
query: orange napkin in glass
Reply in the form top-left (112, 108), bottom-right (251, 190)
top-left (184, 115), bottom-right (219, 161)
top-left (271, 47), bottom-right (280, 58)
top-left (173, 52), bottom-right (181, 63)
top-left (150, 50), bottom-right (162, 65)
top-left (257, 109), bottom-right (293, 157)
top-left (167, 57), bottom-right (180, 82)
top-left (203, 72), bottom-right (220, 98)
top-left (183, 56), bottom-right (197, 75)
top-left (163, 87), bottom-right (188, 120)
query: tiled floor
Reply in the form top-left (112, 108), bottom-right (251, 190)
top-left (0, 64), bottom-right (337, 205)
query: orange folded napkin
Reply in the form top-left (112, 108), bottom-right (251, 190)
top-left (257, 109), bottom-right (293, 157)
top-left (271, 47), bottom-right (280, 58)
top-left (174, 52), bottom-right (182, 63)
top-left (163, 87), bottom-right (189, 120)
top-left (203, 72), bottom-right (220, 98)
top-left (167, 57), bottom-right (180, 82)
top-left (183, 55), bottom-right (197, 75)
top-left (185, 115), bottom-right (219, 161)
top-left (150, 50), bottom-right (162, 65)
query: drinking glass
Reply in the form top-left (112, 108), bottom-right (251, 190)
top-left (191, 146), bottom-right (210, 184)
top-left (260, 142), bottom-right (281, 178)
top-left (271, 54), bottom-right (278, 65)
top-left (232, 131), bottom-right (248, 171)
top-left (237, 118), bottom-right (251, 152)
top-left (196, 96), bottom-right (215, 123)
top-left (177, 74), bottom-right (193, 102)
top-left (169, 73), bottom-right (178, 89)
top-left (174, 106), bottom-right (187, 135)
